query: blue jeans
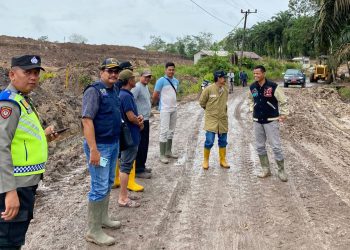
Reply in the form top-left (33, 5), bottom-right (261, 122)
top-left (204, 131), bottom-right (228, 149)
top-left (83, 140), bottom-right (119, 201)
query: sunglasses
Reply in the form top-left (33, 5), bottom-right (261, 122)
top-left (104, 69), bottom-right (120, 74)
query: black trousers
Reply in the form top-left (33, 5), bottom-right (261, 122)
top-left (135, 120), bottom-right (150, 173)
top-left (0, 185), bottom-right (38, 248)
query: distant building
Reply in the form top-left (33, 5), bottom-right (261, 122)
top-left (194, 50), bottom-right (262, 64)
top-left (292, 56), bottom-right (310, 69)
top-left (194, 50), bottom-right (230, 64)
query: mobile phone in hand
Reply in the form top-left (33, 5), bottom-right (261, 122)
top-left (100, 157), bottom-right (108, 167)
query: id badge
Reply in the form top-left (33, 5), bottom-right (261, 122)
top-left (100, 157), bottom-right (108, 167)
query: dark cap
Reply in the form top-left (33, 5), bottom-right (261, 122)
top-left (99, 58), bottom-right (120, 70)
top-left (214, 70), bottom-right (227, 78)
top-left (118, 69), bottom-right (136, 81)
top-left (119, 61), bottom-right (134, 71)
top-left (11, 55), bottom-right (45, 71)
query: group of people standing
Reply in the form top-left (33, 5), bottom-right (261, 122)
top-left (0, 54), bottom-right (289, 249)
top-left (199, 65), bottom-right (288, 183)
top-left (81, 58), bottom-right (181, 245)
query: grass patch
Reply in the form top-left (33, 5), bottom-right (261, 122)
top-left (78, 74), bottom-right (93, 88)
top-left (338, 86), bottom-right (350, 101)
top-left (39, 71), bottom-right (57, 83)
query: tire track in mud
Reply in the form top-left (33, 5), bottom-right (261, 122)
top-left (147, 102), bottom-right (205, 249)
top-left (225, 89), bottom-right (322, 250)
top-left (285, 140), bottom-right (350, 249)
top-left (150, 88), bottom-right (325, 250)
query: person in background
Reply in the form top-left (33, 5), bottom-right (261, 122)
top-left (132, 70), bottom-right (153, 179)
top-left (118, 69), bottom-right (144, 207)
top-left (116, 61), bottom-right (134, 90)
top-left (240, 70), bottom-right (248, 87)
top-left (0, 55), bottom-right (59, 249)
top-left (227, 69), bottom-right (235, 94)
top-left (152, 62), bottom-right (179, 164)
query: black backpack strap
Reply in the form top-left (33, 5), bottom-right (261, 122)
top-left (163, 77), bottom-right (177, 93)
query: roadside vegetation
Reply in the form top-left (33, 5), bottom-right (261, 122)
top-left (144, 0), bottom-right (350, 86)
top-left (139, 56), bottom-right (301, 99)
top-left (338, 86), bottom-right (350, 101)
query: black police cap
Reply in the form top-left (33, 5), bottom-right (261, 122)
top-left (214, 70), bottom-right (227, 78)
top-left (11, 55), bottom-right (45, 71)
top-left (119, 61), bottom-right (134, 71)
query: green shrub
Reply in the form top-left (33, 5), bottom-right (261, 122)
top-left (338, 86), bottom-right (350, 101)
top-left (78, 74), bottom-right (92, 88)
top-left (39, 72), bottom-right (57, 83)
top-left (143, 57), bottom-right (303, 98)
top-left (196, 55), bottom-right (232, 74)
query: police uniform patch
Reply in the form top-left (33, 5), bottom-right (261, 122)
top-left (0, 106), bottom-right (12, 119)
top-left (99, 88), bottom-right (108, 96)
top-left (31, 56), bottom-right (38, 64)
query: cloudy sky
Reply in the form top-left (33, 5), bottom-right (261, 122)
top-left (0, 0), bottom-right (289, 48)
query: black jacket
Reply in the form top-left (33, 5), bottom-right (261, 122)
top-left (249, 79), bottom-right (279, 124)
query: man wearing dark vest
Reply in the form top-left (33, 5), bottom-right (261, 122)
top-left (82, 58), bottom-right (122, 246)
top-left (248, 65), bottom-right (289, 182)
top-left (0, 55), bottom-right (59, 249)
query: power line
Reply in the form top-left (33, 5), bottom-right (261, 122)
top-left (189, 0), bottom-right (236, 28)
top-left (233, 16), bottom-right (245, 30)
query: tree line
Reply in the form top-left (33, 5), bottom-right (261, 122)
top-left (144, 0), bottom-right (350, 71)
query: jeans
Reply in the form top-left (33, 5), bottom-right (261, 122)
top-left (159, 110), bottom-right (177, 142)
top-left (136, 120), bottom-right (149, 173)
top-left (204, 131), bottom-right (228, 149)
top-left (83, 140), bottom-right (119, 202)
top-left (254, 121), bottom-right (284, 161)
top-left (0, 185), bottom-right (38, 247)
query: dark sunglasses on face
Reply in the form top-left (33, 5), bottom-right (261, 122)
top-left (104, 69), bottom-right (120, 74)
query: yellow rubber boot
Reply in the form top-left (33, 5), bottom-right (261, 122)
top-left (112, 160), bottom-right (120, 189)
top-left (219, 147), bottom-right (230, 168)
top-left (127, 162), bottom-right (144, 192)
top-left (202, 148), bottom-right (210, 169)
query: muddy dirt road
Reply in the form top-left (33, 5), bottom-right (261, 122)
top-left (23, 86), bottom-right (350, 250)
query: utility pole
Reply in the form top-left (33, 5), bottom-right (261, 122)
top-left (239, 9), bottom-right (257, 69)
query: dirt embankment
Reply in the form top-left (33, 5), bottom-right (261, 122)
top-left (0, 35), bottom-right (192, 69)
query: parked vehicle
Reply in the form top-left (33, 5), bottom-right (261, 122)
top-left (201, 79), bottom-right (210, 90)
top-left (283, 69), bottom-right (306, 88)
top-left (309, 55), bottom-right (334, 83)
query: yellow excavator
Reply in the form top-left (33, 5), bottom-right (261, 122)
top-left (310, 55), bottom-right (332, 83)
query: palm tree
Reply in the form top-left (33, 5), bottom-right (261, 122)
top-left (316, 0), bottom-right (350, 58)
top-left (315, 0), bottom-right (350, 80)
